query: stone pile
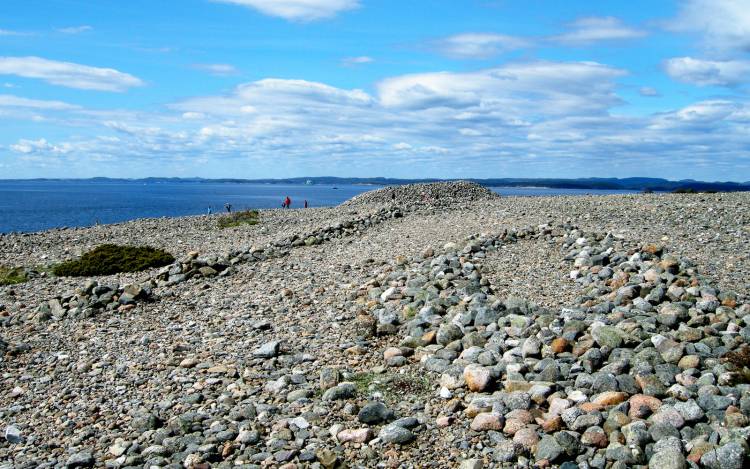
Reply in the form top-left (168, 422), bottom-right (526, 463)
top-left (20, 281), bottom-right (154, 325)
top-left (153, 205), bottom-right (403, 287)
top-left (360, 225), bottom-right (750, 468)
top-left (342, 181), bottom-right (499, 209)
top-left (28, 206), bottom-right (405, 320)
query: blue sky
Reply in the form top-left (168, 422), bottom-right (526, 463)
top-left (1, 0), bottom-right (749, 181)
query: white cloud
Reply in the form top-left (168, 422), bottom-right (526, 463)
top-left (8, 62), bottom-right (750, 180)
top-left (0, 94), bottom-right (80, 110)
top-left (377, 61), bottom-right (626, 114)
top-left (0, 28), bottom-right (30, 36)
top-left (553, 17), bottom-right (647, 45)
top-left (342, 56), bottom-right (374, 66)
top-left (0, 56), bottom-right (144, 92)
top-left (192, 63), bottom-right (239, 76)
top-left (213, 0), bottom-right (359, 21)
top-left (10, 138), bottom-right (72, 154)
top-left (57, 25), bottom-right (93, 34)
top-left (670, 0), bottom-right (750, 52)
top-left (639, 87), bottom-right (660, 97)
top-left (174, 78), bottom-right (372, 117)
top-left (434, 33), bottom-right (530, 59)
top-left (664, 57), bottom-right (750, 87)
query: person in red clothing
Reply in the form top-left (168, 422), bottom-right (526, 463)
top-left (284, 196), bottom-right (291, 208)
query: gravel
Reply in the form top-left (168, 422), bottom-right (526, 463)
top-left (1, 182), bottom-right (749, 468)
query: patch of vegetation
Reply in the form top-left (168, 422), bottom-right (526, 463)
top-left (53, 244), bottom-right (174, 277)
top-left (0, 265), bottom-right (28, 286)
top-left (350, 372), bottom-right (380, 394)
top-left (217, 209), bottom-right (260, 229)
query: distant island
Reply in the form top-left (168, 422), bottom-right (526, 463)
top-left (4, 176), bottom-right (750, 193)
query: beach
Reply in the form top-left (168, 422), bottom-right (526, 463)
top-left (2, 182), bottom-right (750, 468)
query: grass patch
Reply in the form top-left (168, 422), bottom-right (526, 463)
top-left (0, 265), bottom-right (28, 286)
top-left (53, 244), bottom-right (175, 277)
top-left (217, 210), bottom-right (260, 229)
top-left (350, 372), bottom-right (379, 394)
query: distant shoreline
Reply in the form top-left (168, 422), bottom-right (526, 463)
top-left (1, 176), bottom-right (748, 193)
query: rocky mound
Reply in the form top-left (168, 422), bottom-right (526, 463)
top-left (341, 181), bottom-right (499, 209)
top-left (359, 226), bottom-right (750, 468)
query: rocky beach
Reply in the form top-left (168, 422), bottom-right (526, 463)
top-left (2, 181), bottom-right (750, 469)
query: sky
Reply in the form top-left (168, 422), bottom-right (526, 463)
top-left (0, 0), bottom-right (749, 181)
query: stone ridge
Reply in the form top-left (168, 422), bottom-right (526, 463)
top-left (361, 224), bottom-right (749, 468)
top-left (341, 181), bottom-right (500, 209)
top-left (28, 206), bottom-right (404, 322)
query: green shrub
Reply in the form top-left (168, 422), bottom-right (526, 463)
top-left (218, 209), bottom-right (260, 229)
top-left (0, 265), bottom-right (27, 286)
top-left (53, 244), bottom-right (175, 277)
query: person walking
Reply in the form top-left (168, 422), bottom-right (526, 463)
top-left (304, 200), bottom-right (308, 208)
top-left (284, 196), bottom-right (291, 208)
top-left (224, 203), bottom-right (232, 213)
top-left (207, 206), bottom-right (212, 215)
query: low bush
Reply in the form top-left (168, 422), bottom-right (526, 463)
top-left (53, 244), bottom-right (174, 277)
top-left (0, 265), bottom-right (27, 286)
top-left (218, 209), bottom-right (260, 229)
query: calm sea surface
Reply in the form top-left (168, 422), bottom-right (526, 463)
top-left (0, 180), bottom-right (637, 233)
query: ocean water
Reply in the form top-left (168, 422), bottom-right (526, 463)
top-left (0, 180), bottom-right (637, 233)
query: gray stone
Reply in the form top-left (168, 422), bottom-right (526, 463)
top-left (437, 324), bottom-right (463, 345)
top-left (320, 366), bottom-right (341, 391)
top-left (65, 451), bottom-right (94, 468)
top-left (460, 459), bottom-right (483, 469)
top-left (700, 442), bottom-right (745, 469)
top-left (592, 326), bottom-right (624, 349)
top-left (253, 340), bottom-right (281, 358)
top-left (358, 402), bottom-right (393, 424)
top-left (322, 382), bottom-right (356, 401)
top-left (378, 424), bottom-right (415, 445)
top-left (648, 447), bottom-right (686, 469)
top-left (3, 425), bottom-right (21, 444)
top-left (535, 435), bottom-right (563, 461)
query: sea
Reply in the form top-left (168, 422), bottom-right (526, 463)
top-left (0, 180), bottom-right (638, 234)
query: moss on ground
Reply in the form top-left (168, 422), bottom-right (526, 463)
top-left (217, 210), bottom-right (259, 229)
top-left (53, 244), bottom-right (174, 277)
top-left (0, 266), bottom-right (28, 286)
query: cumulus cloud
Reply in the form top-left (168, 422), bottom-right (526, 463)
top-left (670, 0), bottom-right (750, 52)
top-left (664, 57), bottom-right (750, 87)
top-left (192, 63), bottom-right (239, 76)
top-left (57, 25), bottom-right (93, 34)
top-left (212, 0), bottom-right (359, 21)
top-left (377, 61), bottom-right (626, 114)
top-left (7, 61), bottom-right (750, 180)
top-left (552, 16), bottom-right (647, 45)
top-left (10, 138), bottom-right (72, 154)
top-left (434, 33), bottom-right (530, 59)
top-left (0, 56), bottom-right (144, 91)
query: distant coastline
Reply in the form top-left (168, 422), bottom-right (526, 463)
top-left (2, 176), bottom-right (749, 193)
